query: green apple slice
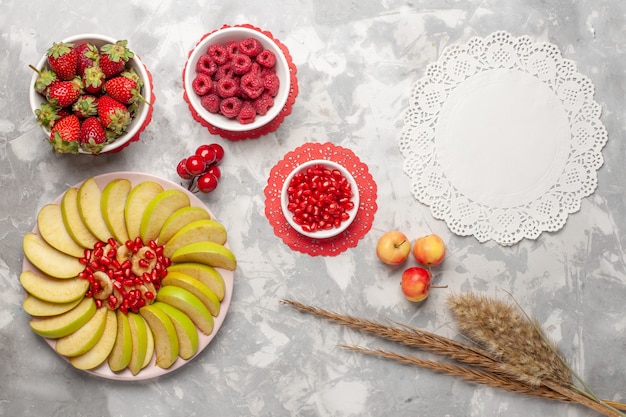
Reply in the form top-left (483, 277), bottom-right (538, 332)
top-left (56, 305), bottom-right (108, 357)
top-left (29, 297), bottom-right (96, 338)
top-left (166, 262), bottom-right (226, 301)
top-left (61, 187), bottom-right (99, 249)
top-left (156, 285), bottom-right (214, 335)
top-left (70, 309), bottom-right (117, 370)
top-left (163, 219), bottom-right (227, 259)
top-left (124, 181), bottom-right (164, 240)
top-left (139, 304), bottom-right (179, 368)
top-left (127, 312), bottom-right (149, 375)
top-left (152, 302), bottom-right (199, 360)
top-left (170, 241), bottom-right (237, 271)
top-left (143, 322), bottom-right (155, 369)
top-left (20, 270), bottom-right (88, 303)
top-left (37, 204), bottom-right (85, 258)
top-left (108, 310), bottom-right (133, 372)
top-left (23, 233), bottom-right (85, 279)
top-left (162, 271), bottom-right (220, 317)
top-left (158, 206), bottom-right (212, 245)
top-left (22, 294), bottom-right (82, 317)
top-left (140, 189), bottom-right (191, 243)
top-left (77, 177), bottom-right (112, 242)
top-left (101, 178), bottom-right (132, 244)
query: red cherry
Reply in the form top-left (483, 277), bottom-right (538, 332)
top-left (197, 173), bottom-right (219, 193)
top-left (185, 155), bottom-right (206, 176)
top-left (209, 143), bottom-right (224, 164)
top-left (206, 165), bottom-right (221, 180)
top-left (195, 144), bottom-right (217, 165)
top-left (176, 159), bottom-right (192, 180)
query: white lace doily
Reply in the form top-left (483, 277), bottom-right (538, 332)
top-left (399, 31), bottom-right (607, 246)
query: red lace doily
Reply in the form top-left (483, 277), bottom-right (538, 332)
top-left (182, 24), bottom-right (299, 141)
top-left (264, 142), bottom-right (378, 256)
top-left (108, 60), bottom-right (155, 154)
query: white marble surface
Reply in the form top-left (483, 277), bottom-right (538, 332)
top-left (1, 1), bottom-right (625, 416)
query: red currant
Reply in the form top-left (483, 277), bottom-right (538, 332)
top-left (206, 165), bottom-right (221, 180)
top-left (197, 173), bottom-right (219, 193)
top-left (185, 155), bottom-right (206, 176)
top-left (209, 143), bottom-right (225, 164)
top-left (176, 159), bottom-right (192, 180)
top-left (195, 144), bottom-right (217, 166)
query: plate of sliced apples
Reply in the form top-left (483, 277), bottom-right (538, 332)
top-left (20, 172), bottom-right (236, 380)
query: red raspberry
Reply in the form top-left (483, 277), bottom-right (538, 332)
top-left (256, 50), bottom-right (276, 68)
top-left (201, 94), bottom-right (220, 113)
top-left (239, 38), bottom-right (263, 57)
top-left (192, 73), bottom-right (213, 96)
top-left (216, 77), bottom-right (239, 98)
top-left (208, 44), bottom-right (229, 65)
top-left (250, 62), bottom-right (262, 76)
top-left (240, 73), bottom-right (264, 99)
top-left (214, 61), bottom-right (234, 81)
top-left (219, 97), bottom-right (242, 118)
top-left (237, 100), bottom-right (257, 124)
top-left (196, 54), bottom-right (217, 76)
top-left (232, 54), bottom-right (252, 75)
top-left (226, 41), bottom-right (239, 58)
top-left (263, 73), bottom-right (280, 97)
top-left (253, 92), bottom-right (274, 116)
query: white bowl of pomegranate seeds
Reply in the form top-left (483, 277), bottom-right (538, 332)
top-left (183, 26), bottom-right (290, 132)
top-left (281, 160), bottom-right (360, 239)
top-left (29, 33), bottom-right (153, 154)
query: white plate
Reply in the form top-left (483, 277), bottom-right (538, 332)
top-left (22, 171), bottom-right (234, 380)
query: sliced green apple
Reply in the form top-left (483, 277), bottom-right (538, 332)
top-left (23, 233), bottom-right (85, 279)
top-left (127, 312), bottom-right (149, 376)
top-left (139, 304), bottom-right (179, 369)
top-left (140, 189), bottom-right (191, 243)
top-left (22, 294), bottom-right (82, 317)
top-left (77, 177), bottom-right (112, 242)
top-left (143, 321), bottom-right (155, 369)
top-left (29, 297), bottom-right (96, 338)
top-left (70, 309), bottom-right (117, 370)
top-left (162, 271), bottom-right (220, 317)
top-left (152, 302), bottom-right (198, 360)
top-left (61, 187), bottom-right (99, 249)
top-left (37, 204), bottom-right (85, 258)
top-left (156, 285), bottom-right (214, 335)
top-left (163, 219), bottom-right (227, 259)
top-left (158, 206), bottom-right (212, 245)
top-left (124, 181), bottom-right (164, 240)
top-left (55, 305), bottom-right (108, 357)
top-left (170, 241), bottom-right (237, 271)
top-left (101, 178), bottom-right (132, 244)
top-left (108, 310), bottom-right (133, 372)
top-left (20, 270), bottom-right (88, 303)
top-left (166, 262), bottom-right (226, 301)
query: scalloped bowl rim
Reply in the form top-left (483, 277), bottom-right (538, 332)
top-left (183, 26), bottom-right (290, 132)
top-left (280, 159), bottom-right (360, 239)
top-left (29, 33), bottom-right (152, 154)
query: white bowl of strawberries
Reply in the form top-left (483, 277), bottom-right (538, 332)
top-left (183, 26), bottom-right (290, 134)
top-left (29, 34), bottom-right (154, 154)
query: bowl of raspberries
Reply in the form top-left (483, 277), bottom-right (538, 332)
top-left (29, 34), bottom-right (153, 154)
top-left (183, 26), bottom-right (290, 133)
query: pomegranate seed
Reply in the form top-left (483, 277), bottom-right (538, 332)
top-left (145, 291), bottom-right (155, 300)
top-left (95, 299), bottom-right (103, 308)
top-left (108, 238), bottom-right (117, 248)
top-left (139, 259), bottom-right (149, 268)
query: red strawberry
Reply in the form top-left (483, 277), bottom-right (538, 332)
top-left (49, 114), bottom-right (80, 153)
top-left (97, 95), bottom-right (131, 136)
top-left (99, 40), bottom-right (134, 78)
top-left (75, 42), bottom-right (99, 76)
top-left (82, 65), bottom-right (106, 94)
top-left (79, 116), bottom-right (107, 153)
top-left (46, 79), bottom-right (82, 108)
top-left (46, 42), bottom-right (77, 81)
top-left (72, 95), bottom-right (99, 118)
top-left (104, 76), bottom-right (146, 105)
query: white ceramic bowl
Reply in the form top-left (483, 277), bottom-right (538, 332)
top-left (29, 33), bottom-right (153, 154)
top-left (183, 26), bottom-right (290, 133)
top-left (281, 160), bottom-right (360, 239)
